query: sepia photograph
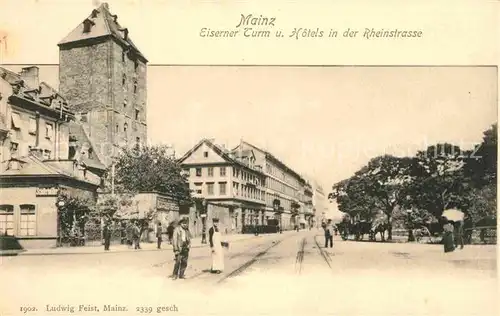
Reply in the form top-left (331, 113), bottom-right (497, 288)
top-left (0, 1), bottom-right (498, 316)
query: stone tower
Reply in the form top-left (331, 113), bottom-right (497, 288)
top-left (58, 2), bottom-right (148, 166)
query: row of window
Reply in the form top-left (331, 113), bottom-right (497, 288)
top-left (193, 182), bottom-right (227, 196)
top-left (233, 183), bottom-right (265, 201)
top-left (266, 162), bottom-right (300, 188)
top-left (11, 112), bottom-right (54, 140)
top-left (194, 166), bottom-right (226, 177)
top-left (0, 204), bottom-right (36, 236)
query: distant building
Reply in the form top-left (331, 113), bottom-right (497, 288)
top-left (58, 2), bottom-right (148, 166)
top-left (233, 140), bottom-right (311, 230)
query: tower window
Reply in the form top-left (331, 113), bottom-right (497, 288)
top-left (133, 81), bottom-right (138, 94)
top-left (134, 60), bottom-right (139, 72)
top-left (135, 109), bottom-right (140, 120)
top-left (122, 51), bottom-right (126, 62)
top-left (116, 124), bottom-right (119, 132)
top-left (123, 100), bottom-right (127, 109)
top-left (122, 74), bottom-right (126, 86)
top-left (124, 123), bottom-right (128, 132)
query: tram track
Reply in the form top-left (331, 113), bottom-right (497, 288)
top-left (294, 237), bottom-right (307, 275)
top-left (313, 235), bottom-right (333, 269)
top-left (216, 234), bottom-right (293, 284)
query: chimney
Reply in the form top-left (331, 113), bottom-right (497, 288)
top-left (20, 66), bottom-right (39, 89)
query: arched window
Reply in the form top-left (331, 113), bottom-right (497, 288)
top-left (122, 74), bottom-right (126, 86)
top-left (124, 123), bottom-right (128, 132)
top-left (116, 124), bottom-right (119, 133)
top-left (19, 204), bottom-right (36, 236)
top-left (0, 204), bottom-right (14, 236)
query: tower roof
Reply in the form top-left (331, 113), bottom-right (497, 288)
top-left (58, 2), bottom-right (147, 63)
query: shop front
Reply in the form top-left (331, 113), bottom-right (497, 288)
top-left (0, 156), bottom-right (100, 249)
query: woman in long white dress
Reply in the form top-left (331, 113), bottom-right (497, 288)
top-left (209, 218), bottom-right (224, 273)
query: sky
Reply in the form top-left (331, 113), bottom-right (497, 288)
top-left (1, 0), bottom-right (497, 192)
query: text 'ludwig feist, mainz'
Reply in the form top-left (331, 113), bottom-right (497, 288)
top-left (199, 14), bottom-right (277, 38)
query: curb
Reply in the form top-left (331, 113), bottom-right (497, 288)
top-left (16, 235), bottom-right (261, 257)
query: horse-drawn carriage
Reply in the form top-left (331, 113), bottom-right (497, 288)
top-left (336, 217), bottom-right (390, 242)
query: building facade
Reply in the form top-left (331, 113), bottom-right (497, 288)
top-left (178, 139), bottom-right (267, 234)
top-left (58, 2), bottom-right (148, 166)
top-left (310, 180), bottom-right (328, 226)
top-left (0, 67), bottom-right (101, 249)
top-left (233, 141), bottom-right (309, 230)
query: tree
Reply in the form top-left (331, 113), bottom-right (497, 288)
top-left (331, 155), bottom-right (414, 240)
top-left (409, 143), bottom-right (470, 219)
top-left (112, 144), bottom-right (192, 206)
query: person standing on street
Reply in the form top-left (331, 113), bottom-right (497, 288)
top-left (133, 221), bottom-right (141, 250)
top-left (156, 222), bottom-right (163, 249)
top-left (103, 219), bottom-right (112, 251)
top-left (324, 219), bottom-right (334, 248)
top-left (443, 218), bottom-right (455, 253)
top-left (209, 218), bottom-right (226, 274)
top-left (171, 218), bottom-right (191, 280)
top-left (454, 220), bottom-right (465, 250)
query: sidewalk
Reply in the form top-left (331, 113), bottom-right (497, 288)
top-left (18, 233), bottom-right (261, 256)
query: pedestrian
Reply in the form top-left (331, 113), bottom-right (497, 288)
top-left (156, 222), bottom-right (163, 249)
top-left (171, 218), bottom-right (191, 280)
top-left (324, 219), bottom-right (334, 248)
top-left (443, 218), bottom-right (455, 253)
top-left (103, 219), bottom-right (111, 251)
top-left (209, 218), bottom-right (226, 274)
top-left (133, 221), bottom-right (141, 250)
top-left (454, 220), bottom-right (464, 250)
top-left (167, 222), bottom-right (175, 244)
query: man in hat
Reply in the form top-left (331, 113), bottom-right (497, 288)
top-left (103, 219), bottom-right (112, 251)
top-left (171, 217), bottom-right (191, 279)
top-left (209, 218), bottom-right (226, 273)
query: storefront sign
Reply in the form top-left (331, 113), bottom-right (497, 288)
top-left (36, 186), bottom-right (59, 196)
top-left (156, 197), bottom-right (178, 211)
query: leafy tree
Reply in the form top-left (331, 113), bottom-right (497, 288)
top-left (331, 155), bottom-right (414, 240)
top-left (408, 143), bottom-right (470, 219)
top-left (111, 144), bottom-right (192, 206)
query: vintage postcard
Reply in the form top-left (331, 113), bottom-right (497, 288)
top-left (0, 1), bottom-right (498, 316)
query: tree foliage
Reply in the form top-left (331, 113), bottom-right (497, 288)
top-left (112, 145), bottom-right (192, 205)
top-left (329, 123), bottom-right (497, 231)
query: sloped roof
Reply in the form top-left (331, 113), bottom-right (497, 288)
top-left (178, 138), bottom-right (265, 175)
top-left (58, 3), bottom-right (147, 62)
top-left (0, 66), bottom-right (72, 115)
top-left (0, 155), bottom-right (100, 186)
top-left (67, 121), bottom-right (107, 170)
top-left (234, 140), bottom-right (305, 182)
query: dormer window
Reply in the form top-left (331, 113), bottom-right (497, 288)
top-left (121, 28), bottom-right (129, 41)
top-left (91, 9), bottom-right (98, 18)
top-left (82, 18), bottom-right (95, 33)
